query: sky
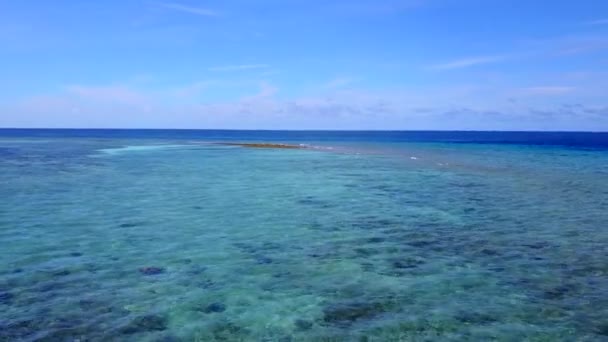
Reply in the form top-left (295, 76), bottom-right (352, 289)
top-left (1, 0), bottom-right (608, 131)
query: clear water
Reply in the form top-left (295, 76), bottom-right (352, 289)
top-left (1, 130), bottom-right (608, 341)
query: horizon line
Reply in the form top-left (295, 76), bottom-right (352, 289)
top-left (0, 127), bottom-right (606, 133)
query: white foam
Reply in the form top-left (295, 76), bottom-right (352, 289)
top-left (97, 144), bottom-right (189, 155)
top-left (305, 144), bottom-right (334, 150)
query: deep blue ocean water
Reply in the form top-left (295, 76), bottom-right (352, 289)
top-left (1, 129), bottom-right (607, 341)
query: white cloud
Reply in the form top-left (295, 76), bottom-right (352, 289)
top-left (159, 2), bottom-right (219, 17)
top-left (65, 85), bottom-right (149, 105)
top-left (241, 82), bottom-right (279, 102)
top-left (518, 86), bottom-right (575, 96)
top-left (557, 37), bottom-right (608, 55)
top-left (2, 80), bottom-right (607, 131)
top-left (429, 56), bottom-right (507, 70)
top-left (256, 82), bottom-right (278, 97)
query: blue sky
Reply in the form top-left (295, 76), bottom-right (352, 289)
top-left (1, 0), bottom-right (608, 130)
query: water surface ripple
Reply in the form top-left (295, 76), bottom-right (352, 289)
top-left (1, 131), bottom-right (608, 341)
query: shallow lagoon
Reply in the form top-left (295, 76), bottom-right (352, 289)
top-left (1, 131), bottom-right (608, 341)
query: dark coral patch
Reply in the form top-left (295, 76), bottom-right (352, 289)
top-left (139, 267), bottom-right (165, 275)
top-left (523, 242), bottom-right (551, 249)
top-left (255, 256), bottom-right (273, 264)
top-left (203, 302), bottom-right (226, 313)
top-left (0, 320), bottom-right (41, 340)
top-left (408, 240), bottom-right (435, 248)
top-left (479, 248), bottom-right (499, 256)
top-left (51, 269), bottom-right (71, 277)
top-left (0, 291), bottom-right (14, 304)
top-left (120, 314), bottom-right (167, 334)
top-left (391, 257), bottom-right (425, 269)
top-left (595, 322), bottom-right (608, 336)
top-left (322, 301), bottom-right (389, 325)
top-left (454, 311), bottom-right (498, 324)
top-left (210, 321), bottom-right (246, 340)
top-left (294, 319), bottom-right (313, 331)
top-left (543, 285), bottom-right (574, 300)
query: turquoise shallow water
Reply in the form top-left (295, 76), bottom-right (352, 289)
top-left (1, 131), bottom-right (608, 341)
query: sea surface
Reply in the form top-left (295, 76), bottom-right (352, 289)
top-left (1, 129), bottom-right (608, 341)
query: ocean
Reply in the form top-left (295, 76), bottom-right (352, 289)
top-left (1, 129), bottom-right (607, 341)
